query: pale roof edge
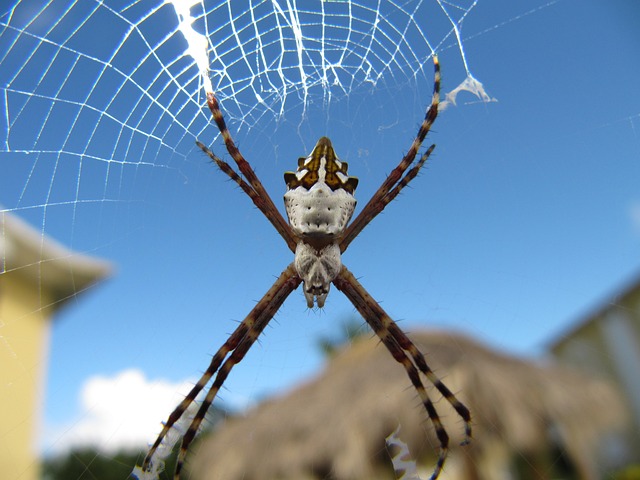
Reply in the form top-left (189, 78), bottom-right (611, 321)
top-left (547, 269), bottom-right (640, 351)
top-left (1, 210), bottom-right (113, 314)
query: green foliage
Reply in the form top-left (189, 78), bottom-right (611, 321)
top-left (316, 316), bottom-right (368, 357)
top-left (41, 404), bottom-right (229, 480)
top-left (41, 448), bottom-right (177, 480)
top-left (611, 464), bottom-right (640, 480)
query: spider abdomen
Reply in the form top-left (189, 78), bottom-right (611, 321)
top-left (284, 137), bottom-right (358, 240)
top-left (284, 183), bottom-right (356, 238)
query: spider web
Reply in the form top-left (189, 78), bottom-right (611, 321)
top-left (9, 1), bottom-right (639, 480)
top-left (1, 0), bottom-right (487, 246)
top-left (0, 0), bottom-right (490, 471)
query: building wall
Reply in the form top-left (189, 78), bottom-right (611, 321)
top-left (0, 212), bottom-right (111, 480)
top-left (0, 274), bottom-right (55, 480)
top-left (549, 276), bottom-right (640, 464)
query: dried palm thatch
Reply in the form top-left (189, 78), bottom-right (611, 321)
top-left (187, 330), bottom-right (629, 480)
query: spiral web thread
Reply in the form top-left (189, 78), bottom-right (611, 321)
top-left (0, 1), bottom-right (488, 478)
top-left (0, 0), bottom-right (487, 242)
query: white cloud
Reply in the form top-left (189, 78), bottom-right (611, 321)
top-left (43, 369), bottom-right (194, 454)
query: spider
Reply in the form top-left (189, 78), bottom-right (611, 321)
top-left (139, 55), bottom-right (471, 480)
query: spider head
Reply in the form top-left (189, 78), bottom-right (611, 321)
top-left (283, 137), bottom-right (359, 241)
top-left (294, 243), bottom-right (341, 308)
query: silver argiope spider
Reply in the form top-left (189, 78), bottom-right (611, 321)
top-left (140, 55), bottom-right (471, 480)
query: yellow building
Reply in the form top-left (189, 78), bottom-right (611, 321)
top-left (0, 212), bottom-right (111, 480)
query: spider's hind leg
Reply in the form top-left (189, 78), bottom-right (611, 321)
top-left (197, 90), bottom-right (297, 252)
top-left (197, 141), bottom-right (262, 205)
top-left (339, 55), bottom-right (440, 252)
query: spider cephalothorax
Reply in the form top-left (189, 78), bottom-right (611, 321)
top-left (284, 136), bottom-right (358, 307)
top-left (139, 55), bottom-right (472, 480)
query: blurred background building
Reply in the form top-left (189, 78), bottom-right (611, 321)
top-left (549, 273), bottom-right (640, 469)
top-left (0, 212), bottom-right (111, 480)
top-left (188, 330), bottom-right (633, 480)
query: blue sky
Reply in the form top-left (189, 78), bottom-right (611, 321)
top-left (1, 0), bottom-right (640, 456)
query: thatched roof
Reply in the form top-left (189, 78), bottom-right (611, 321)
top-left (187, 330), bottom-right (629, 480)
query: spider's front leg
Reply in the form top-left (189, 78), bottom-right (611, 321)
top-left (139, 264), bottom-right (301, 479)
top-left (333, 265), bottom-right (472, 480)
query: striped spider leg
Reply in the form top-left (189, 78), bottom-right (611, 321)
top-left (139, 55), bottom-right (471, 480)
